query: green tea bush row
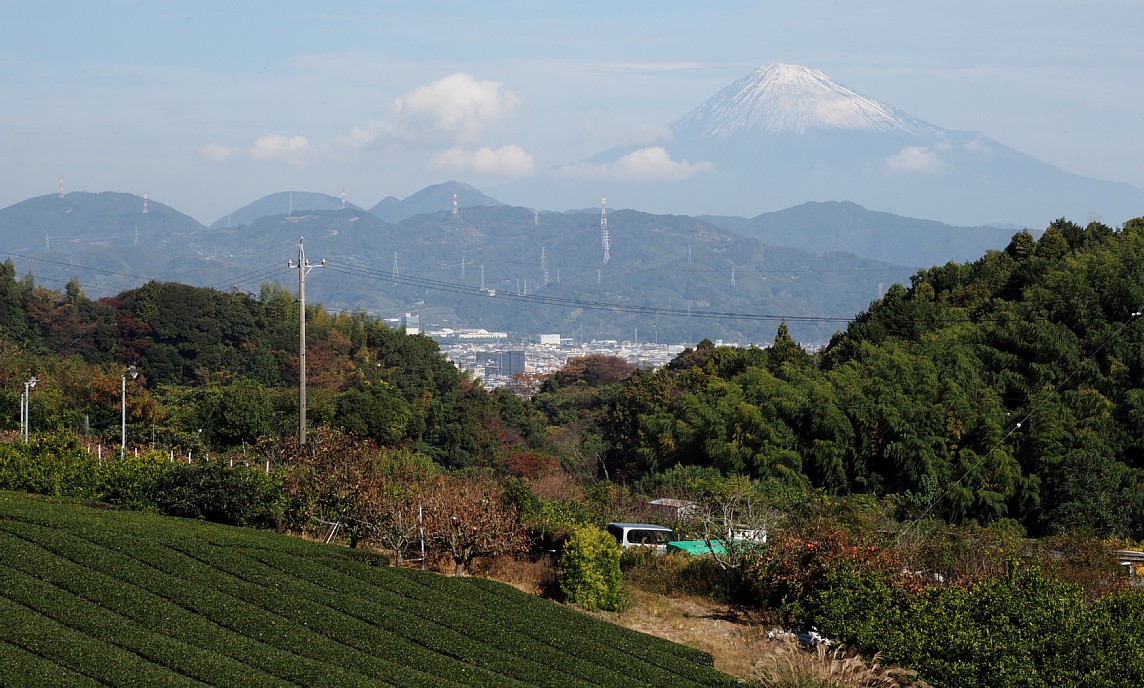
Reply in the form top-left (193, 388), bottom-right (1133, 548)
top-left (247, 548), bottom-right (625, 688)
top-left (0, 640), bottom-right (105, 688)
top-left (1, 563), bottom-right (281, 687)
top-left (1, 495), bottom-right (734, 687)
top-left (172, 539), bottom-right (586, 688)
top-left (314, 555), bottom-right (732, 687)
top-left (0, 522), bottom-right (347, 686)
top-left (71, 528), bottom-right (462, 688)
top-left (0, 595), bottom-right (201, 688)
top-left (402, 568), bottom-right (729, 686)
top-left (1, 519), bottom-right (420, 687)
top-left (0, 436), bottom-right (282, 528)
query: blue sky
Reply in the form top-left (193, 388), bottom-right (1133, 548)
top-left (1, 1), bottom-right (1142, 224)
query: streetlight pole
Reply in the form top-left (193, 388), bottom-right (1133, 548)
top-left (23, 376), bottom-right (37, 443)
top-left (121, 365), bottom-right (138, 458)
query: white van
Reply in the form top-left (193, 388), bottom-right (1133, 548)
top-left (606, 522), bottom-right (676, 554)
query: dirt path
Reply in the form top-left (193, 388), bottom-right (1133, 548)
top-left (587, 589), bottom-right (771, 678)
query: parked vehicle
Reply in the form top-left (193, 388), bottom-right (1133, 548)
top-left (606, 522), bottom-right (676, 554)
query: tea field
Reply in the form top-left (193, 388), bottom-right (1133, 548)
top-left (0, 492), bottom-right (736, 687)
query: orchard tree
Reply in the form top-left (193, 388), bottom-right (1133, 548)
top-left (278, 427), bottom-right (379, 543)
top-left (685, 476), bottom-right (780, 595)
top-left (350, 448), bottom-right (438, 565)
top-left (423, 473), bottom-right (528, 575)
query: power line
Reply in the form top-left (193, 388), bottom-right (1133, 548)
top-left (321, 259), bottom-right (850, 323)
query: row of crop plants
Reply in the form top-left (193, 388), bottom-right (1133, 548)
top-left (0, 516), bottom-right (404, 687)
top-left (0, 494), bottom-right (734, 687)
top-left (306, 554), bottom-right (727, 686)
top-left (243, 546), bottom-right (732, 688)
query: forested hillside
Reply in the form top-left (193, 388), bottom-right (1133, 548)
top-left (3, 216), bottom-right (1144, 539)
top-left (0, 270), bottom-right (513, 469)
top-left (597, 218), bottom-right (1144, 537)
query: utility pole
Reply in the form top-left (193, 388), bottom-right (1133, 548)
top-left (288, 237), bottom-right (324, 445)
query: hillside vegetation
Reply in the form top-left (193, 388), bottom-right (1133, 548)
top-left (5, 215), bottom-right (1144, 686)
top-left (0, 492), bottom-right (734, 687)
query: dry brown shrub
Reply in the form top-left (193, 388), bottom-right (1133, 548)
top-left (473, 553), bottom-right (559, 597)
top-left (746, 635), bottom-right (929, 688)
top-left (529, 468), bottom-right (584, 502)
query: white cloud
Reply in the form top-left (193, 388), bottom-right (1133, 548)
top-left (200, 73), bottom-right (521, 166)
top-left (200, 142), bottom-right (241, 162)
top-left (430, 145), bottom-right (535, 177)
top-left (332, 120), bottom-right (396, 151)
top-left (558, 147), bottom-right (714, 182)
top-left (393, 73), bottom-right (520, 142)
top-left (202, 134), bottom-right (321, 166)
top-left (249, 134), bottom-right (315, 165)
top-left (885, 146), bottom-right (949, 175)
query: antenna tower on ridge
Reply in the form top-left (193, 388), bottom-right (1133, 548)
top-left (58, 178), bottom-right (65, 198)
top-left (452, 192), bottom-right (460, 220)
top-left (142, 193), bottom-right (149, 214)
top-left (600, 194), bottom-right (610, 264)
top-left (341, 188), bottom-right (347, 209)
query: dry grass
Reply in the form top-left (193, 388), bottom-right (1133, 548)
top-left (575, 589), bottom-right (926, 687)
top-left (585, 588), bottom-right (768, 677)
top-left (745, 635), bottom-right (929, 687)
top-left (473, 552), bottom-right (927, 686)
top-left (474, 553), bottom-right (559, 596)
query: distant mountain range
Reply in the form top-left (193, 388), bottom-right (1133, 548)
top-left (14, 63), bottom-right (1142, 345)
top-left (702, 201), bottom-right (1026, 268)
top-left (369, 181), bottom-right (502, 224)
top-left (0, 180), bottom-right (1034, 345)
top-left (493, 63), bottom-right (1144, 228)
top-left (211, 191), bottom-right (365, 229)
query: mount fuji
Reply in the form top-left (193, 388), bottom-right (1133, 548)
top-left (496, 63), bottom-right (1144, 228)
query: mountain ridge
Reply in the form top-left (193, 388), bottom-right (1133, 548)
top-left (493, 62), bottom-right (1144, 228)
top-left (671, 63), bottom-right (942, 138)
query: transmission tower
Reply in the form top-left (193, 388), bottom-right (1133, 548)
top-left (541, 247), bottom-right (549, 287)
top-left (392, 252), bottom-right (399, 283)
top-left (600, 194), bottom-right (610, 264)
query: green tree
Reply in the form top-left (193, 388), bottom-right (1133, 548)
top-left (558, 525), bottom-right (624, 611)
top-left (334, 382), bottom-right (412, 444)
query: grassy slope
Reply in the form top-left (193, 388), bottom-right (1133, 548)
top-left (0, 492), bottom-right (735, 688)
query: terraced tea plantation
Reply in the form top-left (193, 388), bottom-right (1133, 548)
top-left (0, 492), bottom-right (736, 687)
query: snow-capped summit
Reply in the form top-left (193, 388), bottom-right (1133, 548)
top-left (671, 63), bottom-right (938, 138)
top-left (495, 63), bottom-right (1144, 228)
